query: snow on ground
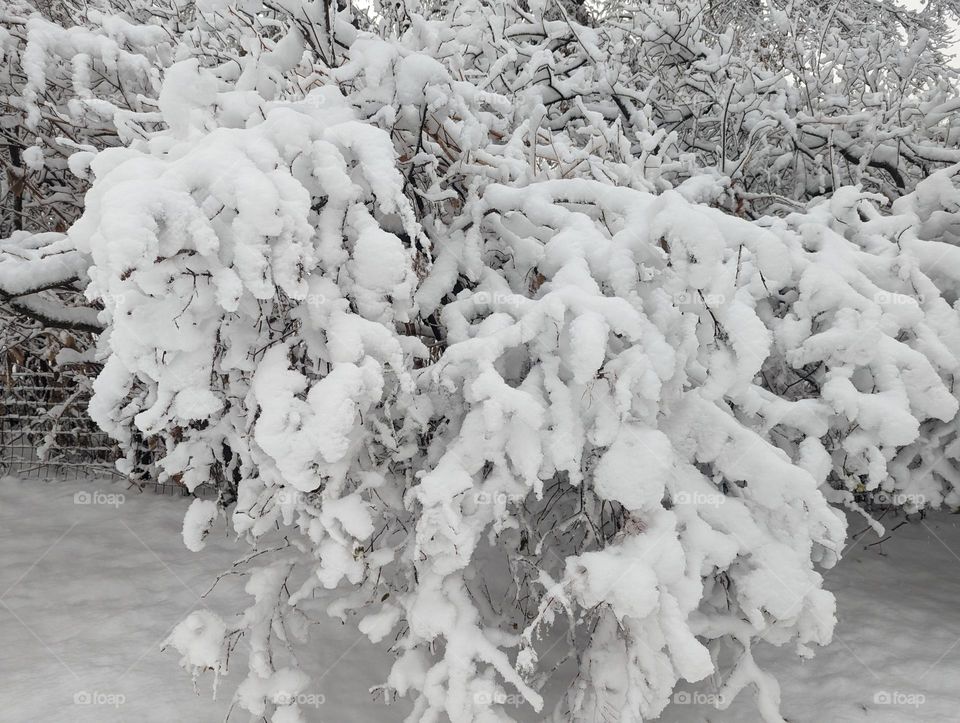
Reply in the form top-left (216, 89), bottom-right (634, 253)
top-left (2, 474), bottom-right (960, 722)
top-left (0, 475), bottom-right (403, 722)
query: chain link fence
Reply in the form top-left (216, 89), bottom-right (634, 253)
top-left (0, 362), bottom-right (212, 497)
top-left (0, 367), bottom-right (121, 479)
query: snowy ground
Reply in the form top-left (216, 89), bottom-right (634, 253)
top-left (0, 475), bottom-right (401, 722)
top-left (3, 475), bottom-right (960, 722)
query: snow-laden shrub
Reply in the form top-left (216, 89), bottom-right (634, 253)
top-left (5, 0), bottom-right (960, 721)
top-left (77, 79), bottom-right (846, 719)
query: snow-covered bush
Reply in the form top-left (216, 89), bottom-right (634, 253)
top-left (4, 0), bottom-right (960, 721)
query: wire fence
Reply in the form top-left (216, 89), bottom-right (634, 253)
top-left (0, 366), bottom-right (213, 498)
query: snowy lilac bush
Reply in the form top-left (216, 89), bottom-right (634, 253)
top-left (4, 0), bottom-right (960, 721)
